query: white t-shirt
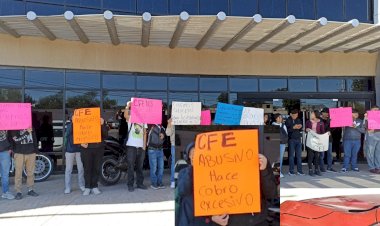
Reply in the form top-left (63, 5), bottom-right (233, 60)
top-left (126, 122), bottom-right (148, 148)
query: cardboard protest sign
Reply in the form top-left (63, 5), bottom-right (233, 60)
top-left (214, 103), bottom-right (243, 125)
top-left (130, 98), bottom-right (162, 124)
top-left (193, 130), bottom-right (261, 216)
top-left (367, 110), bottom-right (380, 129)
top-left (306, 131), bottom-right (329, 152)
top-left (201, 110), bottom-right (212, 125)
top-left (240, 107), bottom-right (264, 125)
top-left (171, 101), bottom-right (201, 125)
top-left (73, 108), bottom-right (101, 144)
top-left (0, 103), bottom-right (32, 130)
top-left (329, 107), bottom-right (352, 128)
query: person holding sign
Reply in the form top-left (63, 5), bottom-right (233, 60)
top-left (272, 114), bottom-right (287, 178)
top-left (10, 128), bottom-right (39, 200)
top-left (176, 138), bottom-right (276, 226)
top-left (363, 106), bottom-right (380, 174)
top-left (0, 130), bottom-right (15, 200)
top-left (341, 109), bottom-right (365, 173)
top-left (80, 117), bottom-right (108, 196)
top-left (124, 101), bottom-right (148, 192)
top-left (305, 110), bottom-right (327, 177)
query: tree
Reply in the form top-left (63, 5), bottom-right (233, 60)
top-left (66, 91), bottom-right (100, 109)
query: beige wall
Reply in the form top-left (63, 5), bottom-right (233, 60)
top-left (0, 33), bottom-right (377, 76)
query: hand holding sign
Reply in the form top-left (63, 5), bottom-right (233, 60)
top-left (193, 130), bottom-right (260, 216)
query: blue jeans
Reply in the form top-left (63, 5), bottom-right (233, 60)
top-left (288, 139), bottom-right (303, 173)
top-left (343, 140), bottom-right (361, 170)
top-left (170, 145), bottom-right (175, 183)
top-left (365, 136), bottom-right (380, 170)
top-left (148, 148), bottom-right (164, 186)
top-left (279, 144), bottom-right (286, 174)
top-left (0, 151), bottom-right (11, 193)
top-left (320, 142), bottom-right (333, 169)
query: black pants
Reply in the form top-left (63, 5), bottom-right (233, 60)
top-left (307, 147), bottom-right (320, 171)
top-left (81, 148), bottom-right (104, 189)
top-left (126, 146), bottom-right (145, 187)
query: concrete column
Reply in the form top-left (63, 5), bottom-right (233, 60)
top-left (375, 0), bottom-right (380, 24)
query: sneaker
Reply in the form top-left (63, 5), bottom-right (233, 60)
top-left (15, 193), bottom-right (22, 200)
top-left (82, 188), bottom-right (91, 196)
top-left (288, 172), bottom-right (295, 176)
top-left (327, 168), bottom-right (337, 172)
top-left (315, 170), bottom-right (322, 176)
top-left (80, 186), bottom-right (86, 192)
top-left (297, 172), bottom-right (305, 176)
top-left (137, 184), bottom-right (148, 190)
top-left (309, 169), bottom-right (315, 177)
top-left (128, 186), bottom-right (134, 192)
top-left (170, 182), bottom-right (175, 188)
top-left (280, 173), bottom-right (284, 178)
top-left (64, 188), bottom-right (71, 194)
top-left (158, 184), bottom-right (166, 189)
top-left (92, 188), bottom-right (101, 195)
top-left (1, 192), bottom-right (15, 200)
top-left (27, 190), bottom-right (39, 197)
top-left (150, 185), bottom-right (159, 190)
top-left (341, 168), bottom-right (348, 173)
top-left (370, 169), bottom-right (377, 174)
top-left (353, 168), bottom-right (360, 172)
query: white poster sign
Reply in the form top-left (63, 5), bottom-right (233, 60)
top-left (172, 101), bottom-right (202, 125)
top-left (240, 107), bottom-right (264, 125)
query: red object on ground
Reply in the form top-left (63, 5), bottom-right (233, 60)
top-left (281, 195), bottom-right (380, 226)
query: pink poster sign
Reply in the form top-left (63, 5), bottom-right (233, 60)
top-left (329, 107), bottom-right (352, 128)
top-left (0, 103), bottom-right (32, 130)
top-left (201, 110), bottom-right (211, 125)
top-left (367, 110), bottom-right (380, 129)
top-left (130, 98), bottom-right (162, 124)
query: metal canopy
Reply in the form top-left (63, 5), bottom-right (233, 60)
top-left (0, 11), bottom-right (379, 53)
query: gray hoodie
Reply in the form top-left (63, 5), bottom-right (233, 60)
top-left (343, 119), bottom-right (365, 141)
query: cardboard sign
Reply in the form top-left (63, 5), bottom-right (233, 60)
top-left (329, 107), bottom-right (353, 128)
top-left (367, 110), bottom-right (380, 129)
top-left (201, 110), bottom-right (212, 125)
top-left (193, 130), bottom-right (261, 216)
top-left (240, 107), bottom-right (264, 125)
top-left (171, 101), bottom-right (202, 125)
top-left (73, 108), bottom-right (101, 144)
top-left (130, 98), bottom-right (162, 124)
top-left (0, 103), bottom-right (32, 130)
top-left (214, 103), bottom-right (243, 125)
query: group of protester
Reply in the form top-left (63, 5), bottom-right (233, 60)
top-left (274, 107), bottom-right (380, 178)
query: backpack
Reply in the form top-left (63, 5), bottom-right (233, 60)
top-left (147, 125), bottom-right (165, 149)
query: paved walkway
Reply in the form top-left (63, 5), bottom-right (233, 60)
top-left (0, 169), bottom-right (174, 226)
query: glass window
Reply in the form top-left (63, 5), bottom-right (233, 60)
top-left (170, 0), bottom-right (199, 15)
top-left (346, 0), bottom-right (369, 22)
top-left (28, 0), bottom-right (65, 4)
top-left (169, 92), bottom-right (198, 104)
top-left (65, 0), bottom-right (101, 8)
top-left (103, 91), bottom-right (135, 109)
top-left (66, 90), bottom-right (101, 109)
top-left (137, 0), bottom-right (169, 15)
top-left (200, 0), bottom-right (228, 15)
top-left (288, 78), bottom-right (317, 92)
top-left (200, 92), bottom-right (228, 109)
top-left (200, 77), bottom-right (227, 91)
top-left (66, 71), bottom-right (100, 89)
top-left (230, 0), bottom-right (258, 16)
top-left (346, 78), bottom-right (373, 92)
top-left (103, 0), bottom-right (136, 12)
top-left (26, 2), bottom-right (64, 15)
top-left (230, 77), bottom-right (258, 92)
top-left (0, 0), bottom-right (25, 15)
top-left (287, 0), bottom-right (315, 19)
top-left (103, 73), bottom-right (135, 90)
top-left (65, 6), bottom-right (102, 14)
top-left (0, 88), bottom-right (22, 102)
top-left (258, 0), bottom-right (286, 18)
top-left (135, 91), bottom-right (167, 104)
top-left (316, 0), bottom-right (344, 21)
top-left (229, 92), bottom-right (238, 104)
top-left (318, 78), bottom-right (345, 92)
top-left (169, 76), bottom-right (198, 91)
top-left (25, 69), bottom-right (64, 88)
top-left (25, 89), bottom-right (63, 109)
top-left (0, 67), bottom-right (23, 87)
top-left (259, 78), bottom-right (287, 92)
top-left (136, 75), bottom-right (167, 90)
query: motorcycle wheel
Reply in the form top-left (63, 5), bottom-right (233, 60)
top-left (100, 155), bottom-right (122, 186)
top-left (23, 154), bottom-right (54, 182)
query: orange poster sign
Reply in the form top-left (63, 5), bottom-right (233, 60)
top-left (73, 108), bottom-right (101, 144)
top-left (193, 129), bottom-right (261, 216)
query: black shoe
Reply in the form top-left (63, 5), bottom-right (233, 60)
top-left (327, 168), bottom-right (337, 172)
top-left (309, 169), bottom-right (315, 177)
top-left (137, 184), bottom-right (148, 190)
top-left (315, 170), bottom-right (322, 176)
top-left (27, 190), bottom-right (39, 197)
top-left (15, 193), bottom-right (22, 200)
top-left (320, 167), bottom-right (326, 173)
top-left (128, 186), bottom-right (134, 192)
